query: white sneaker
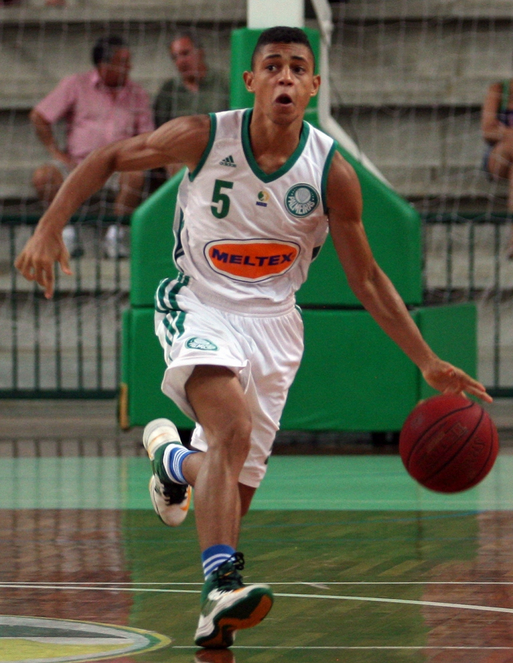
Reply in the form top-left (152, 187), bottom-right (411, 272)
top-left (103, 225), bottom-right (129, 259)
top-left (62, 225), bottom-right (84, 258)
top-left (142, 418), bottom-right (191, 527)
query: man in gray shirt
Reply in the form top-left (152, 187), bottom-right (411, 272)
top-left (154, 31), bottom-right (230, 128)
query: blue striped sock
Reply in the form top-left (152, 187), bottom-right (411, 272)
top-left (202, 545), bottom-right (236, 579)
top-left (162, 444), bottom-right (198, 485)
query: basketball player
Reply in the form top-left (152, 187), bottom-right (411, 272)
top-left (15, 26), bottom-right (492, 649)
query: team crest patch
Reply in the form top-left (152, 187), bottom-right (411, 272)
top-left (285, 183), bottom-right (320, 217)
top-left (186, 337), bottom-right (218, 351)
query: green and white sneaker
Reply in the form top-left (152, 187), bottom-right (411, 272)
top-left (142, 418), bottom-right (191, 527)
top-left (194, 553), bottom-right (273, 649)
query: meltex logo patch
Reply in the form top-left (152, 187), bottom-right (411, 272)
top-left (204, 239), bottom-right (300, 282)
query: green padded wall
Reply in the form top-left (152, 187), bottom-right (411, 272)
top-left (416, 303), bottom-right (477, 400)
top-left (122, 305), bottom-right (477, 431)
top-left (122, 307), bottom-right (192, 428)
top-left (282, 309), bottom-right (420, 431)
top-left (130, 170), bottom-right (183, 307)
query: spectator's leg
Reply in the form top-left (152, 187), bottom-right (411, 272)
top-left (114, 171), bottom-right (145, 215)
top-left (32, 164), bottom-right (64, 206)
top-left (103, 171), bottom-right (145, 259)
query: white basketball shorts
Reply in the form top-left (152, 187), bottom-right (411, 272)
top-left (154, 275), bottom-right (304, 488)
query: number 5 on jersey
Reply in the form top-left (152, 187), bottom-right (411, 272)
top-left (211, 179), bottom-right (234, 219)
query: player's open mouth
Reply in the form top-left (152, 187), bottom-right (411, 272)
top-left (275, 93), bottom-right (293, 106)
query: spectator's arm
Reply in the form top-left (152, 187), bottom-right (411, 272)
top-left (29, 109), bottom-right (74, 167)
top-left (32, 75), bottom-right (78, 167)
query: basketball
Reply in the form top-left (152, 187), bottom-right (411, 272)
top-left (399, 394), bottom-right (499, 493)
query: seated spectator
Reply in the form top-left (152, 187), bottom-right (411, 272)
top-left (30, 35), bottom-right (154, 257)
top-left (152, 31), bottom-right (230, 180)
top-left (154, 31), bottom-right (230, 127)
top-left (481, 79), bottom-right (513, 258)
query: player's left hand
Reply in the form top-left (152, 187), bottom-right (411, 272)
top-left (422, 359), bottom-right (492, 403)
top-left (14, 227), bottom-right (72, 299)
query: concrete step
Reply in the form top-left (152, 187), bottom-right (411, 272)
top-left (0, 0), bottom-right (246, 23)
top-left (336, 0), bottom-right (513, 20)
top-left (0, 15), bottom-right (508, 108)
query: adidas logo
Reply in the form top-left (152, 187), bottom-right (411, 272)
top-left (219, 155), bottom-right (236, 168)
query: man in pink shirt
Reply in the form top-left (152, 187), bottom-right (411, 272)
top-left (30, 35), bottom-right (154, 257)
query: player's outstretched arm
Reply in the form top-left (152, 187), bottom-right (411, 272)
top-left (15, 115), bottom-right (211, 299)
top-left (326, 151), bottom-right (492, 403)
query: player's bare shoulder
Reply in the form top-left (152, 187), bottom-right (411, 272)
top-left (148, 114), bottom-right (212, 171)
top-left (326, 150), bottom-right (362, 219)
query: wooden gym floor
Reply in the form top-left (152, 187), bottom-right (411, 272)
top-left (1, 399), bottom-right (513, 663)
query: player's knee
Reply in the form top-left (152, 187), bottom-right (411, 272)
top-left (227, 415), bottom-right (252, 459)
top-left (32, 165), bottom-right (61, 201)
top-left (210, 414), bottom-right (252, 465)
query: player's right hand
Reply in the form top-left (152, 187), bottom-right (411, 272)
top-left (14, 228), bottom-right (72, 299)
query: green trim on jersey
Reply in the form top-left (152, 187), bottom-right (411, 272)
top-left (189, 113), bottom-right (217, 181)
top-left (241, 108), bottom-right (310, 183)
top-left (163, 312), bottom-right (186, 345)
top-left (154, 274), bottom-right (189, 314)
top-left (173, 208), bottom-right (186, 268)
top-left (321, 140), bottom-right (338, 214)
top-left (155, 274), bottom-right (189, 347)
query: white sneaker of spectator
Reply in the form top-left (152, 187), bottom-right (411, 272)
top-left (62, 225), bottom-right (84, 259)
top-left (103, 225), bottom-right (130, 259)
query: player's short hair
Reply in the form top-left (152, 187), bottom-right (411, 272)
top-left (92, 36), bottom-right (128, 66)
top-left (251, 26), bottom-right (315, 70)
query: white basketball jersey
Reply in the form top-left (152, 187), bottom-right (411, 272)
top-left (172, 108), bottom-right (337, 311)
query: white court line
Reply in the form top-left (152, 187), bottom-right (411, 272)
top-left (5, 580), bottom-right (513, 586)
top-left (171, 645), bottom-right (513, 651)
top-left (2, 583), bottom-right (513, 616)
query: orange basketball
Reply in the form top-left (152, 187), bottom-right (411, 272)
top-left (399, 394), bottom-right (498, 493)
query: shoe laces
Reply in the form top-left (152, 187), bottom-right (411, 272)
top-left (158, 478), bottom-right (187, 506)
top-left (213, 552), bottom-right (245, 590)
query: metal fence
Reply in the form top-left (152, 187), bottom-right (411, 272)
top-left (423, 213), bottom-right (513, 397)
top-left (1, 212), bottom-right (513, 398)
top-left (0, 214), bottom-right (129, 398)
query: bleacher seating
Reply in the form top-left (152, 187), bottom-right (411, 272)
top-left (0, 0), bottom-right (510, 205)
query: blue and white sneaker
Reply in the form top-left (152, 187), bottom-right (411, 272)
top-left (142, 418), bottom-right (191, 527)
top-left (194, 553), bottom-right (273, 649)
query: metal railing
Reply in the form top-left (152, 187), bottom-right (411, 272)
top-left (0, 213), bottom-right (129, 398)
top-left (423, 212), bottom-right (513, 397)
top-left (1, 212), bottom-right (512, 398)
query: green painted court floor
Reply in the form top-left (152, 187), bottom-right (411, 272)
top-left (1, 453), bottom-right (513, 511)
top-left (2, 453), bottom-right (513, 662)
